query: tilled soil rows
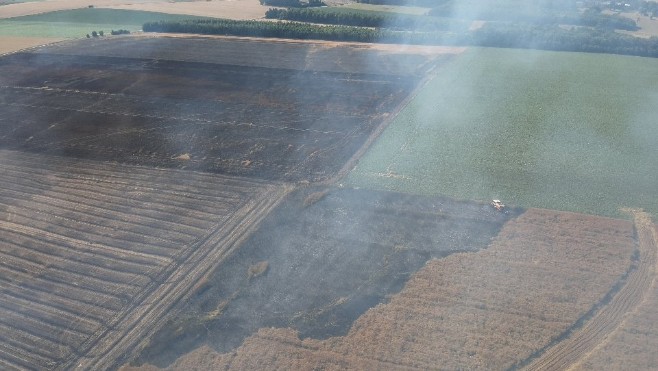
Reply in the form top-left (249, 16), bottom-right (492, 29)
top-left (0, 150), bottom-right (289, 370)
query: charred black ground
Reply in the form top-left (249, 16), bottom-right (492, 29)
top-left (135, 187), bottom-right (521, 368)
top-left (0, 37), bottom-right (430, 183)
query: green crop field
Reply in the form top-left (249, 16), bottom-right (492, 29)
top-left (346, 47), bottom-right (658, 218)
top-left (0, 8), bottom-right (208, 38)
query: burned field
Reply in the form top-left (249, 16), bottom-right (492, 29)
top-left (132, 187), bottom-right (519, 368)
top-left (134, 208), bottom-right (644, 371)
top-left (0, 36), bottom-right (467, 369)
top-left (0, 36), bottom-right (450, 183)
top-left (0, 150), bottom-right (289, 370)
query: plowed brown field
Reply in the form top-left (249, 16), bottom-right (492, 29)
top-left (0, 150), bottom-right (289, 370)
top-left (575, 219), bottom-right (658, 371)
top-left (125, 208), bottom-right (638, 370)
top-left (523, 211), bottom-right (657, 370)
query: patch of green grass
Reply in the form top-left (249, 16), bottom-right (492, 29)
top-left (0, 8), bottom-right (209, 38)
top-left (346, 48), bottom-right (658, 218)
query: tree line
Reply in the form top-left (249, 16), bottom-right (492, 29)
top-left (264, 6), bottom-right (636, 33)
top-left (264, 8), bottom-right (467, 31)
top-left (143, 19), bottom-right (658, 58)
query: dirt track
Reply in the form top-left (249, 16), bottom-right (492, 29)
top-left (522, 211), bottom-right (657, 371)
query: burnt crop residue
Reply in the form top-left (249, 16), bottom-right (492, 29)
top-left (136, 187), bottom-right (520, 367)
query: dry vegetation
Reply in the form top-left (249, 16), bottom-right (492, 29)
top-left (0, 150), bottom-right (289, 370)
top-left (524, 210), bottom-right (657, 370)
top-left (0, 0), bottom-right (270, 20)
top-left (128, 208), bottom-right (638, 370)
top-left (104, 0), bottom-right (272, 21)
top-left (575, 219), bottom-right (658, 370)
top-left (0, 36), bottom-right (63, 55)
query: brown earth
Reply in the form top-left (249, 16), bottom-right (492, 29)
top-left (0, 0), bottom-right (273, 21)
top-left (0, 36), bottom-right (63, 55)
top-left (104, 0), bottom-right (273, 21)
top-left (125, 208), bottom-right (638, 370)
top-left (523, 210), bottom-right (657, 370)
top-left (575, 219), bottom-right (658, 371)
top-left (0, 149), bottom-right (290, 370)
top-left (0, 0), bottom-right (175, 19)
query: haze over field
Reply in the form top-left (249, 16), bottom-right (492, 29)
top-left (347, 48), bottom-right (658, 217)
top-left (1, 0), bottom-right (658, 370)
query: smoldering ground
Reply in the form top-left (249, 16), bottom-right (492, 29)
top-left (134, 187), bottom-right (519, 367)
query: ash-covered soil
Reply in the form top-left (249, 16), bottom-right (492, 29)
top-left (127, 208), bottom-right (638, 371)
top-left (0, 37), bottom-right (458, 183)
top-left (133, 187), bottom-right (519, 368)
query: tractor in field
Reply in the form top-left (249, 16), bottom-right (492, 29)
top-left (491, 199), bottom-right (505, 212)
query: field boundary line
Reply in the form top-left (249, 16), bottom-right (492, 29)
top-left (324, 54), bottom-right (455, 186)
top-left (58, 182), bottom-right (293, 370)
top-left (519, 211), bottom-right (657, 371)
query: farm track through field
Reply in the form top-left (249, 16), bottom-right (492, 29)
top-left (0, 150), bottom-right (290, 370)
top-left (521, 211), bottom-right (657, 371)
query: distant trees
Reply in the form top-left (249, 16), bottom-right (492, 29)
top-left (258, 0), bottom-right (325, 7)
top-left (143, 19), bottom-right (396, 43)
top-left (428, 4), bottom-right (638, 30)
top-left (265, 7), bottom-right (465, 31)
top-left (142, 18), bottom-right (658, 58)
top-left (111, 29), bottom-right (131, 35)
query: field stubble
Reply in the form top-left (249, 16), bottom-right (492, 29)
top-left (126, 208), bottom-right (638, 370)
top-left (0, 150), bottom-right (289, 370)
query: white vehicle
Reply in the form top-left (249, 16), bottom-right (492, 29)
top-left (491, 199), bottom-right (505, 211)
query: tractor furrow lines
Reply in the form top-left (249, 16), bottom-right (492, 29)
top-left (0, 340), bottom-right (57, 371)
top-left (0, 227), bottom-right (168, 269)
top-left (0, 180), bottom-right (205, 240)
top-left (0, 199), bottom-right (182, 256)
top-left (1, 205), bottom-right (185, 258)
top-left (0, 155), bottom-right (264, 196)
top-left (0, 166), bottom-right (246, 207)
top-left (2, 238), bottom-right (152, 288)
top-left (0, 277), bottom-right (119, 321)
top-left (0, 314), bottom-right (85, 356)
top-left (0, 265), bottom-right (124, 315)
top-left (0, 158), bottom-right (268, 194)
top-left (0, 201), bottom-right (184, 252)
top-left (73, 184), bottom-right (290, 370)
top-left (0, 292), bottom-right (101, 336)
top-left (0, 170), bottom-right (230, 224)
top-left (0, 220), bottom-right (173, 266)
top-left (0, 353), bottom-right (26, 371)
top-left (522, 212), bottom-right (657, 371)
top-left (0, 252), bottom-right (142, 298)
